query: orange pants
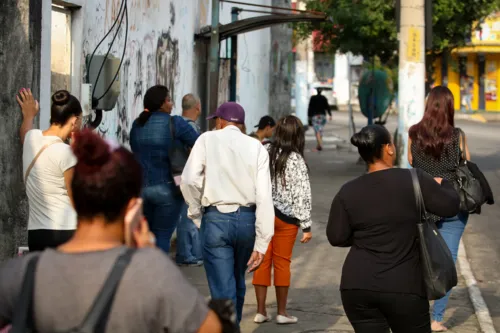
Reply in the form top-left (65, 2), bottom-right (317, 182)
top-left (252, 217), bottom-right (299, 287)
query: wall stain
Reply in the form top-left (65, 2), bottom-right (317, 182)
top-left (170, 2), bottom-right (176, 26)
top-left (115, 59), bottom-right (131, 144)
top-left (156, 30), bottom-right (179, 104)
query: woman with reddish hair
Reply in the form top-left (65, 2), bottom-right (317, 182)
top-left (0, 130), bottom-right (221, 333)
top-left (408, 86), bottom-right (471, 332)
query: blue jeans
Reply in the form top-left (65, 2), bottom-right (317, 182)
top-left (176, 202), bottom-right (203, 264)
top-left (142, 182), bottom-right (183, 254)
top-left (432, 212), bottom-right (469, 322)
top-left (201, 207), bottom-right (256, 324)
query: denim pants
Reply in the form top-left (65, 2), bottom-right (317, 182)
top-left (432, 212), bottom-right (469, 322)
top-left (201, 207), bottom-right (256, 324)
top-left (142, 182), bottom-right (183, 254)
top-left (176, 201), bottom-right (203, 264)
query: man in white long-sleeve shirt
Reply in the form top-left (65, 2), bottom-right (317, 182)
top-left (181, 102), bottom-right (274, 324)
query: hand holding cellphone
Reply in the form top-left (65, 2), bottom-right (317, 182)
top-left (124, 198), bottom-right (144, 247)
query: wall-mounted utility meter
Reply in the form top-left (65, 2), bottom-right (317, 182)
top-left (86, 55), bottom-right (121, 111)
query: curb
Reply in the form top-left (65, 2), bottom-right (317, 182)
top-left (455, 114), bottom-right (488, 123)
top-left (458, 240), bottom-right (497, 333)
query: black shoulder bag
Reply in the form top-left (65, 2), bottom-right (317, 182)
top-left (410, 169), bottom-right (458, 300)
top-left (10, 248), bottom-right (136, 333)
top-left (454, 129), bottom-right (486, 214)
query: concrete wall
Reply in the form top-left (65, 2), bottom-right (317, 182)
top-left (36, 0), bottom-right (276, 142)
top-left (0, 0), bottom-right (42, 260)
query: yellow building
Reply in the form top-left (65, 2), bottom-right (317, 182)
top-left (433, 12), bottom-right (500, 112)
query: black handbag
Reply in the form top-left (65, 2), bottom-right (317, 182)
top-left (454, 129), bottom-right (485, 214)
top-left (410, 169), bottom-right (458, 301)
top-left (10, 248), bottom-right (136, 333)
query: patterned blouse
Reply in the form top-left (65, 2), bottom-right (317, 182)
top-left (266, 145), bottom-right (312, 231)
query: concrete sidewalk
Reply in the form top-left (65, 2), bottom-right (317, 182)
top-left (178, 121), bottom-right (482, 332)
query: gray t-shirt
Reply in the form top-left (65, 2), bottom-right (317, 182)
top-left (0, 247), bottom-right (208, 333)
top-left (182, 116), bottom-right (201, 134)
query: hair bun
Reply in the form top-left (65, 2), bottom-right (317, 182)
top-left (351, 131), bottom-right (369, 148)
top-left (72, 129), bottom-right (112, 173)
top-left (52, 90), bottom-right (71, 106)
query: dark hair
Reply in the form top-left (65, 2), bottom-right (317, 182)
top-left (71, 129), bottom-right (142, 222)
top-left (351, 124), bottom-right (391, 164)
top-left (268, 115), bottom-right (306, 187)
top-left (256, 115), bottom-right (276, 130)
top-left (50, 90), bottom-right (82, 125)
top-left (409, 86), bottom-right (455, 159)
top-left (136, 85), bottom-right (170, 126)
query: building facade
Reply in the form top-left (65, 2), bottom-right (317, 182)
top-left (433, 12), bottom-right (500, 112)
top-left (0, 0), bottom-right (292, 259)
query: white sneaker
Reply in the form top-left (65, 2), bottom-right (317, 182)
top-left (254, 313), bottom-right (272, 323)
top-left (276, 314), bottom-right (298, 324)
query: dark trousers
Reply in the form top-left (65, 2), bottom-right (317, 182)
top-left (341, 290), bottom-right (431, 333)
top-left (28, 229), bottom-right (75, 252)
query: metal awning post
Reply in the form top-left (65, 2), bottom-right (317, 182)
top-left (229, 7), bottom-right (239, 102)
top-left (204, 0), bottom-right (221, 132)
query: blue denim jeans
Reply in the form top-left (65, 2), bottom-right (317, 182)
top-left (201, 207), bottom-right (256, 324)
top-left (176, 201), bottom-right (203, 264)
top-left (142, 182), bottom-right (183, 254)
top-left (432, 212), bottom-right (469, 322)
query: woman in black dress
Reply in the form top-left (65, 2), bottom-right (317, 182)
top-left (327, 124), bottom-right (460, 333)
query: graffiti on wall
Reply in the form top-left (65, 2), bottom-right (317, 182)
top-left (156, 30), bottom-right (180, 108)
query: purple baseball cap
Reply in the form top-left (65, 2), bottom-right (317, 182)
top-left (206, 102), bottom-right (245, 124)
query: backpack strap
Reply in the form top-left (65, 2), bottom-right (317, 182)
top-left (77, 248), bottom-right (136, 333)
top-left (10, 255), bottom-right (41, 333)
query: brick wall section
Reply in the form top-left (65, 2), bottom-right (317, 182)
top-left (269, 0), bottom-right (293, 121)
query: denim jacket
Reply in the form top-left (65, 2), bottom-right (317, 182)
top-left (130, 112), bottom-right (199, 187)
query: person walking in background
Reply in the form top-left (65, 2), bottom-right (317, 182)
top-left (249, 115), bottom-right (276, 144)
top-left (181, 102), bottom-right (275, 326)
top-left (130, 85), bottom-right (199, 255)
top-left (0, 129), bottom-right (222, 333)
top-left (460, 76), bottom-right (473, 113)
top-left (18, 89), bottom-right (82, 252)
top-left (252, 115), bottom-right (313, 325)
top-left (308, 88), bottom-right (332, 151)
top-left (408, 86), bottom-right (471, 332)
top-left (328, 124), bottom-right (459, 333)
top-left (176, 93), bottom-right (203, 266)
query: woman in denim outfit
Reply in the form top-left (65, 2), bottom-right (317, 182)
top-left (408, 86), bottom-right (471, 332)
top-left (130, 85), bottom-right (199, 254)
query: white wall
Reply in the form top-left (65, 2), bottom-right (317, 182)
top-left (40, 0), bottom-right (272, 143)
top-left (334, 52), bottom-right (363, 105)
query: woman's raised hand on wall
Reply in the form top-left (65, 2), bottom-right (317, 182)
top-left (16, 88), bottom-right (39, 120)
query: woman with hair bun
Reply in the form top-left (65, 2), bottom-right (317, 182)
top-left (0, 129), bottom-right (222, 333)
top-left (327, 125), bottom-right (460, 333)
top-left (17, 88), bottom-right (83, 252)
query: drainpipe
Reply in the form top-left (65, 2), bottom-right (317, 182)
top-left (229, 7), bottom-right (239, 102)
top-left (204, 0), bottom-right (221, 132)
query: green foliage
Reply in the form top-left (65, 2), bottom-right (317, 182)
top-left (296, 0), bottom-right (500, 63)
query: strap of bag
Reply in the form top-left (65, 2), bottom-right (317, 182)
top-left (9, 255), bottom-right (41, 333)
top-left (410, 169), bottom-right (428, 223)
top-left (24, 140), bottom-right (62, 183)
top-left (457, 128), bottom-right (466, 161)
top-left (77, 248), bottom-right (136, 333)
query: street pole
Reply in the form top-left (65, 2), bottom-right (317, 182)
top-left (229, 7), bottom-right (239, 102)
top-left (397, 0), bottom-right (425, 168)
top-left (347, 53), bottom-right (354, 141)
top-left (204, 0), bottom-right (220, 132)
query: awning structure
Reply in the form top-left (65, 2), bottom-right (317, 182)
top-left (452, 44), bottom-right (500, 54)
top-left (197, 13), bottom-right (326, 41)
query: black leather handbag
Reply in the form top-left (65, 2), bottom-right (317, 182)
top-left (454, 129), bottom-right (485, 214)
top-left (410, 169), bottom-right (458, 301)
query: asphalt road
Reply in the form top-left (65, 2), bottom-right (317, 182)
top-left (333, 111), bottom-right (500, 331)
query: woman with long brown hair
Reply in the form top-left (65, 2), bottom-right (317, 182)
top-left (252, 115), bottom-right (312, 325)
top-left (408, 86), bottom-right (471, 332)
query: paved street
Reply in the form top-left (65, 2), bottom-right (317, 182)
top-left (177, 113), bottom-right (496, 332)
